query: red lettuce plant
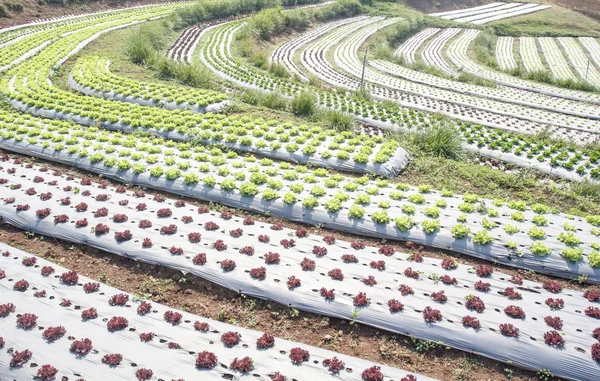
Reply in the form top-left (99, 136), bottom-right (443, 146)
top-left (36, 364), bottom-right (58, 380)
top-left (545, 298), bottom-right (564, 310)
top-left (370, 260), bottom-right (385, 270)
top-left (136, 203), bottom-right (147, 211)
top-left (137, 301), bottom-right (152, 316)
top-left (160, 224), bottom-right (178, 235)
top-left (182, 216), bottom-right (193, 223)
top-left (593, 327), bottom-right (600, 340)
top-left (404, 267), bottom-right (419, 279)
top-left (60, 270), bottom-right (79, 285)
top-left (271, 223), bottom-right (283, 230)
top-left (301, 258), bottom-right (315, 271)
top-left (280, 239), bottom-right (296, 248)
top-left (197, 205), bottom-right (209, 214)
top-left (118, 199), bottom-right (129, 206)
top-left (164, 311), bottom-right (183, 325)
top-left (43, 326), bottom-right (66, 342)
top-left (221, 210), bottom-right (233, 220)
top-left (323, 235), bottom-right (336, 245)
top-left (503, 287), bottom-right (522, 300)
top-left (138, 220), bottom-right (152, 229)
top-left (70, 338), bottom-right (93, 355)
top-left (36, 208), bottom-right (51, 219)
top-left (25, 187), bottom-right (36, 196)
top-left (388, 299), bottom-right (404, 313)
top-left (94, 223), bottom-right (110, 236)
top-left (41, 266), bottom-right (55, 276)
top-left (213, 240), bottom-right (227, 251)
top-left (430, 291), bottom-right (447, 303)
top-left (94, 207), bottom-right (109, 217)
top-left (545, 316), bottom-right (563, 330)
top-left (320, 288), bottom-right (335, 300)
top-left (204, 221), bottom-right (219, 231)
top-left (133, 190), bottom-right (145, 198)
top-left (196, 351), bottom-right (218, 369)
top-left (510, 275), bottom-right (523, 285)
top-left (107, 316), bottom-right (129, 331)
top-left (168, 342), bottom-right (181, 349)
top-left (34, 290), bottom-right (46, 298)
top-left (10, 349), bottom-right (32, 367)
top-left (584, 288), bottom-right (600, 302)
top-left (188, 232), bottom-right (202, 243)
top-left (13, 279), bottom-right (29, 291)
top-left (102, 353), bottom-right (123, 366)
top-left (287, 276), bottom-right (301, 289)
top-left (250, 267), bottom-right (267, 280)
top-left (239, 246), bottom-right (254, 255)
top-left (399, 284), bottom-right (414, 295)
top-left (504, 305), bottom-right (525, 319)
top-left (16, 204), bottom-right (30, 211)
top-left (543, 281), bottom-right (562, 294)
top-left (295, 228), bottom-right (308, 238)
top-left (22, 257), bottom-right (36, 266)
top-left (474, 281), bottom-right (490, 292)
top-left (243, 216), bottom-right (254, 225)
top-left (60, 299), bottom-right (72, 307)
top-left (109, 293), bottom-right (129, 306)
top-left (81, 308), bottom-right (98, 320)
top-left (378, 246), bottom-right (395, 256)
top-left (193, 253), bottom-right (207, 265)
top-left (17, 313), bottom-right (38, 329)
top-left (40, 192), bottom-right (52, 201)
top-left (76, 218), bottom-right (88, 228)
top-left (440, 275), bottom-right (457, 285)
top-left (82, 190), bottom-right (91, 196)
top-left (544, 330), bottom-right (565, 347)
top-left (54, 214), bottom-right (69, 224)
top-left (221, 331), bottom-right (241, 347)
top-left (352, 241), bottom-right (365, 250)
top-left (194, 321), bottom-right (209, 332)
top-left (157, 208), bottom-right (172, 218)
top-left (169, 246), bottom-right (183, 255)
top-left (328, 268), bottom-right (344, 281)
top-left (323, 357), bottom-right (345, 373)
top-left (230, 228), bottom-right (243, 238)
top-left (499, 323), bottom-right (519, 337)
top-left (289, 347), bottom-right (309, 364)
top-left (33, 176), bottom-right (44, 183)
top-left (136, 368), bottom-right (153, 380)
top-left (475, 265), bottom-right (493, 277)
top-left (342, 254), bottom-right (358, 263)
top-left (115, 230), bottom-right (133, 242)
top-left (409, 252), bottom-right (423, 262)
top-left (96, 194), bottom-right (108, 202)
top-left (586, 306), bottom-right (600, 319)
top-left (4, 197), bottom-right (15, 204)
top-left (142, 238), bottom-right (153, 248)
top-left (361, 366), bottom-right (384, 381)
top-left (592, 343), bottom-right (600, 362)
top-left (465, 295), bottom-right (485, 313)
top-left (462, 316), bottom-right (481, 329)
top-left (139, 332), bottom-right (154, 342)
top-left (257, 332), bottom-right (275, 348)
top-left (423, 307), bottom-right (442, 323)
top-left (401, 376), bottom-right (417, 381)
top-left (313, 246), bottom-right (327, 257)
top-left (264, 252), bottom-right (280, 264)
top-left (153, 194), bottom-right (165, 202)
top-left (231, 357), bottom-right (254, 372)
top-left (221, 259), bottom-right (236, 271)
top-left (258, 234), bottom-right (270, 243)
top-left (362, 276), bottom-right (377, 285)
top-left (353, 292), bottom-right (370, 307)
top-left (175, 200), bottom-right (185, 208)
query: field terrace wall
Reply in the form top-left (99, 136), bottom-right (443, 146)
top-left (0, 242), bottom-right (431, 381)
top-left (0, 160), bottom-right (600, 380)
top-left (0, 5), bottom-right (409, 178)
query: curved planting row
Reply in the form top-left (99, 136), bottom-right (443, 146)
top-left (538, 37), bottom-right (576, 82)
top-left (270, 16), bottom-right (367, 82)
top-left (560, 37), bottom-right (600, 88)
top-left (421, 28), bottom-right (460, 76)
top-left (328, 19), bottom-right (598, 142)
top-left (429, 2), bottom-right (551, 25)
top-left (580, 37), bottom-right (600, 74)
top-left (70, 55), bottom-right (229, 112)
top-left (518, 36), bottom-right (545, 73)
top-left (0, 243), bottom-right (430, 381)
top-left (0, 113), bottom-right (599, 282)
top-left (0, 9), bottom-right (408, 177)
top-left (1, 162), bottom-right (600, 381)
top-left (394, 27), bottom-right (440, 66)
top-left (495, 36), bottom-right (516, 71)
top-left (445, 28), bottom-right (600, 104)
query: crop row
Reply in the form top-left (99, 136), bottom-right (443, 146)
top-left (538, 37), bottom-right (576, 82)
top-left (429, 2), bottom-right (551, 25)
top-left (518, 36), bottom-right (545, 73)
top-left (1, 161), bottom-right (600, 381)
top-left (394, 27), bottom-right (440, 66)
top-left (495, 36), bottom-right (517, 71)
top-left (443, 28), bottom-right (600, 104)
top-left (0, 114), bottom-right (599, 280)
top-left (0, 8), bottom-right (407, 177)
top-left (421, 28), bottom-right (460, 76)
top-left (561, 37), bottom-right (600, 88)
top-left (71, 55), bottom-right (228, 112)
top-left (0, 242), bottom-right (428, 381)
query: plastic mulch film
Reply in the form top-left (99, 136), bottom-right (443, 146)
top-left (0, 242), bottom-right (431, 381)
top-left (1, 162), bottom-right (599, 380)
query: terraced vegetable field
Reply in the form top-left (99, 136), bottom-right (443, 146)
top-left (1, 0), bottom-right (600, 380)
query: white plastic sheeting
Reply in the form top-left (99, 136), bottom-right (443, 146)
top-left (0, 242), bottom-right (431, 381)
top-left (1, 161), bottom-right (600, 381)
